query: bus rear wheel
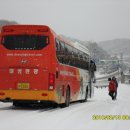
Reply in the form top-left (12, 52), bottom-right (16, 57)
top-left (13, 101), bottom-right (29, 107)
top-left (60, 87), bottom-right (70, 108)
top-left (13, 101), bottom-right (23, 107)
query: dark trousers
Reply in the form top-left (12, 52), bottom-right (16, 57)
top-left (115, 90), bottom-right (117, 99)
top-left (109, 91), bottom-right (116, 100)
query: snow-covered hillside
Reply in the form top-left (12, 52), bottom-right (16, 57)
top-left (0, 84), bottom-right (130, 130)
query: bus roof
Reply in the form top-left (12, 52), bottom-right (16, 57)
top-left (57, 35), bottom-right (90, 56)
top-left (72, 42), bottom-right (90, 55)
top-left (1, 25), bottom-right (90, 55)
top-left (1, 25), bottom-right (56, 35)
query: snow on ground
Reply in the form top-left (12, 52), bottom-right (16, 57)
top-left (0, 83), bottom-right (130, 130)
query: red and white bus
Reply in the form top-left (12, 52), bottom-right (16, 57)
top-left (0, 25), bottom-right (95, 107)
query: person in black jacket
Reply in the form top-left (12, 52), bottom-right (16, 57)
top-left (90, 60), bottom-right (96, 83)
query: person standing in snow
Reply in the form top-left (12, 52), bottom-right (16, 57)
top-left (108, 78), bottom-right (116, 100)
top-left (112, 76), bottom-right (118, 100)
top-left (90, 60), bottom-right (96, 83)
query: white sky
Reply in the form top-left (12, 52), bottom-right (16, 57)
top-left (0, 0), bottom-right (130, 41)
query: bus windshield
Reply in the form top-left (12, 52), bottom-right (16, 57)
top-left (2, 35), bottom-right (49, 50)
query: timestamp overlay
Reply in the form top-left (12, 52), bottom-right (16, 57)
top-left (92, 115), bottom-right (130, 120)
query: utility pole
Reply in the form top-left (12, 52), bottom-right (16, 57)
top-left (120, 53), bottom-right (123, 72)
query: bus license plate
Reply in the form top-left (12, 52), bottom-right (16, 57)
top-left (17, 83), bottom-right (30, 89)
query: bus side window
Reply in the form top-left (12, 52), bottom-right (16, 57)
top-left (69, 46), bottom-right (73, 65)
top-left (55, 39), bottom-right (90, 70)
top-left (73, 49), bottom-right (78, 68)
top-left (55, 39), bottom-right (59, 52)
top-left (84, 54), bottom-right (89, 70)
top-left (71, 48), bottom-right (77, 67)
top-left (75, 50), bottom-right (80, 68)
top-left (71, 51), bottom-right (74, 66)
top-left (64, 44), bottom-right (69, 65)
top-left (59, 41), bottom-right (65, 64)
top-left (65, 44), bottom-right (73, 65)
top-left (55, 39), bottom-right (61, 62)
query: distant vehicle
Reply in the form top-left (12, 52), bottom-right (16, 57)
top-left (0, 25), bottom-right (96, 107)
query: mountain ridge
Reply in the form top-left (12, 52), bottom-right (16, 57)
top-left (97, 38), bottom-right (130, 56)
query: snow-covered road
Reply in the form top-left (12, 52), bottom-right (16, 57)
top-left (0, 84), bottom-right (130, 130)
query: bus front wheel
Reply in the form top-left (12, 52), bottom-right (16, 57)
top-left (80, 87), bottom-right (88, 103)
top-left (83, 87), bottom-right (88, 102)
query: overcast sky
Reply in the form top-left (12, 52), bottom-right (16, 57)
top-left (0, 0), bottom-right (130, 42)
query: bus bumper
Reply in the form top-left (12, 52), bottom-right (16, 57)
top-left (0, 90), bottom-right (58, 103)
